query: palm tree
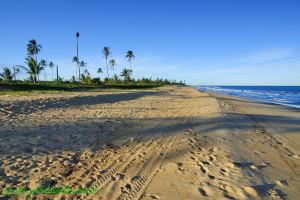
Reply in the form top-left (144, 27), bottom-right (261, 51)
top-left (40, 59), bottom-right (47, 81)
top-left (0, 67), bottom-right (13, 81)
top-left (126, 50), bottom-right (135, 70)
top-left (14, 66), bottom-right (21, 80)
top-left (76, 32), bottom-right (80, 80)
top-left (109, 59), bottom-right (117, 75)
top-left (72, 56), bottom-right (79, 81)
top-left (27, 39), bottom-right (42, 62)
top-left (22, 57), bottom-right (44, 83)
top-left (80, 61), bottom-right (86, 67)
top-left (102, 46), bottom-right (111, 78)
top-left (79, 61), bottom-right (87, 81)
top-left (97, 67), bottom-right (103, 80)
top-left (120, 68), bottom-right (133, 83)
top-left (48, 61), bottom-right (54, 81)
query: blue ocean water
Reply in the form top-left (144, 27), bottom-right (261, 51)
top-left (197, 86), bottom-right (300, 109)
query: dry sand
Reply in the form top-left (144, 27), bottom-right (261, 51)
top-left (0, 86), bottom-right (299, 199)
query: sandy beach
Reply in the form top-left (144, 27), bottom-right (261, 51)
top-left (0, 86), bottom-right (299, 199)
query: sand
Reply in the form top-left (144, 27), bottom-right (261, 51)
top-left (0, 86), bottom-right (299, 199)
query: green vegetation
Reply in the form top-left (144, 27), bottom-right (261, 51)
top-left (102, 46), bottom-right (111, 78)
top-left (3, 185), bottom-right (98, 197)
top-left (126, 50), bottom-right (135, 70)
top-left (0, 67), bottom-right (13, 81)
top-left (0, 34), bottom-right (185, 93)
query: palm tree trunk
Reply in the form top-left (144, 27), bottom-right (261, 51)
top-left (78, 64), bottom-right (80, 81)
top-left (77, 37), bottom-right (80, 81)
top-left (106, 59), bottom-right (109, 78)
top-left (56, 65), bottom-right (58, 80)
top-left (13, 67), bottom-right (16, 81)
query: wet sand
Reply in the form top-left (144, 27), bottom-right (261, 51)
top-left (0, 86), bottom-right (299, 199)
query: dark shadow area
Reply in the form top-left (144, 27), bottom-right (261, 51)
top-left (251, 184), bottom-right (287, 199)
top-left (0, 111), bottom-right (299, 157)
top-left (0, 83), bottom-right (160, 91)
top-left (0, 91), bottom-right (156, 115)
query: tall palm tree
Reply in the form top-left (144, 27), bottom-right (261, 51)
top-left (76, 32), bottom-right (80, 80)
top-left (0, 67), bottom-right (13, 81)
top-left (102, 46), bottom-right (111, 78)
top-left (48, 61), bottom-right (54, 81)
top-left (97, 67), bottom-right (103, 80)
top-left (120, 68), bottom-right (133, 83)
top-left (40, 59), bottom-right (47, 81)
top-left (109, 59), bottom-right (117, 75)
top-left (125, 50), bottom-right (135, 70)
top-left (22, 57), bottom-right (44, 83)
top-left (27, 39), bottom-right (42, 62)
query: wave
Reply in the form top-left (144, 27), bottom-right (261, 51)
top-left (197, 86), bottom-right (300, 109)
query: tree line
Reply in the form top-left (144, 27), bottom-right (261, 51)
top-left (0, 33), bottom-right (184, 86)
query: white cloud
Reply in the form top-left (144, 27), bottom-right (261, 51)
top-left (230, 48), bottom-right (292, 65)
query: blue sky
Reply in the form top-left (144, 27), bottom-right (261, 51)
top-left (0, 0), bottom-right (300, 85)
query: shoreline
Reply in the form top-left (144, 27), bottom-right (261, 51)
top-left (0, 86), bottom-right (299, 199)
top-left (205, 90), bottom-right (300, 110)
top-left (196, 86), bottom-right (300, 109)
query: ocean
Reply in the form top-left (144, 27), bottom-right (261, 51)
top-left (197, 86), bottom-right (300, 109)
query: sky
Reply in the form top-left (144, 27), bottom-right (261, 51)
top-left (0, 0), bottom-right (299, 85)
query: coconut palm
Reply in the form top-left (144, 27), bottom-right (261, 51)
top-left (48, 61), bottom-right (54, 81)
top-left (72, 56), bottom-right (79, 81)
top-left (27, 39), bottom-right (42, 62)
top-left (125, 50), bottom-right (135, 70)
top-left (14, 66), bottom-right (21, 80)
top-left (40, 59), bottom-right (47, 81)
top-left (80, 61), bottom-right (86, 67)
top-left (97, 67), bottom-right (103, 80)
top-left (0, 67), bottom-right (13, 81)
top-left (79, 61), bottom-right (87, 82)
top-left (76, 32), bottom-right (80, 80)
top-left (22, 57), bottom-right (44, 83)
top-left (80, 61), bottom-right (87, 71)
top-left (109, 59), bottom-right (117, 75)
top-left (120, 68), bottom-right (132, 83)
top-left (102, 46), bottom-right (111, 78)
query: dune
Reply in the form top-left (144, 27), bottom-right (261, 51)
top-left (0, 86), bottom-right (299, 199)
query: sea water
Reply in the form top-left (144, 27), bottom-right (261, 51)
top-left (197, 86), bottom-right (300, 109)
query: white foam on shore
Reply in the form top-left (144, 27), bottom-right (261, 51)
top-left (197, 86), bottom-right (300, 109)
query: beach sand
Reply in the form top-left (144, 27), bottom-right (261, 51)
top-left (0, 86), bottom-right (299, 199)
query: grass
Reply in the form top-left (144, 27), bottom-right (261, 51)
top-left (0, 82), bottom-right (162, 95)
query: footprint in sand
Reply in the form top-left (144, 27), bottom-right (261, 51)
top-left (208, 155), bottom-right (216, 162)
top-left (208, 174), bottom-right (215, 180)
top-left (198, 162), bottom-right (208, 174)
top-left (177, 163), bottom-right (186, 173)
top-left (198, 186), bottom-right (214, 197)
top-left (150, 194), bottom-right (160, 199)
top-left (200, 160), bottom-right (211, 165)
top-left (198, 188), bottom-right (208, 196)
